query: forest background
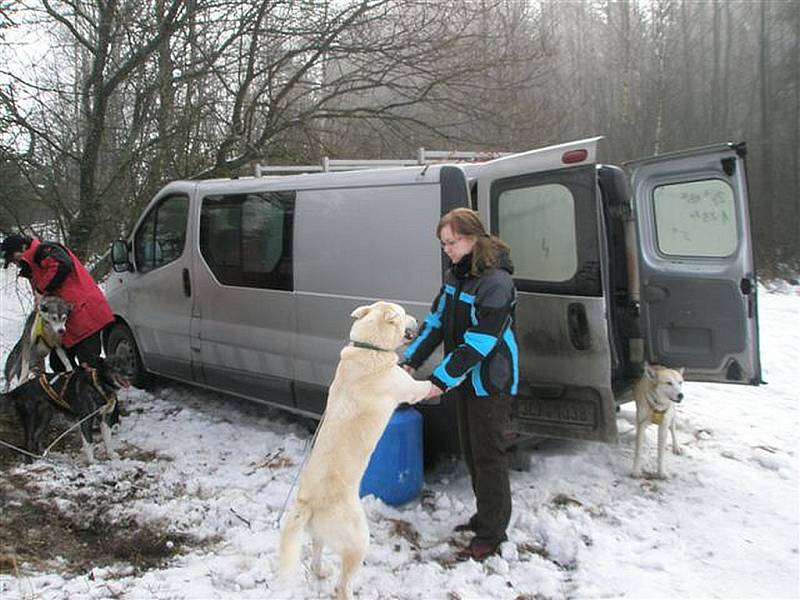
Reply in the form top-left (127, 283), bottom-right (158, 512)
top-left (0, 0), bottom-right (797, 275)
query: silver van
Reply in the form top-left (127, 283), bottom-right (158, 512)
top-left (105, 137), bottom-right (761, 451)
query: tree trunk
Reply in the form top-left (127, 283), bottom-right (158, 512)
top-left (758, 1), bottom-right (774, 260)
top-left (711, 2), bottom-right (721, 136)
top-left (794, 1), bottom-right (800, 258)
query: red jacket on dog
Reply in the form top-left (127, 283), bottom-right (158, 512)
top-left (18, 239), bottom-right (114, 348)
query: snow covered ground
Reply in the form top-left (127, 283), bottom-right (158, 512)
top-left (0, 269), bottom-right (798, 600)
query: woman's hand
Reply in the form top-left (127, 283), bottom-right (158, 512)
top-left (426, 383), bottom-right (444, 399)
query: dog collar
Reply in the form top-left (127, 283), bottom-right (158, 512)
top-left (349, 339), bottom-right (393, 353)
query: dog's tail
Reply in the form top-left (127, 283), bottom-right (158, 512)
top-left (278, 500), bottom-right (312, 579)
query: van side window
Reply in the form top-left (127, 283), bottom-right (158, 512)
top-left (653, 179), bottom-right (737, 257)
top-left (490, 166), bottom-right (601, 296)
top-left (134, 195), bottom-right (189, 273)
top-left (200, 191), bottom-right (295, 290)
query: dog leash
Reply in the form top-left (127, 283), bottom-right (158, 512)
top-left (0, 403), bottom-right (108, 461)
top-left (273, 336), bottom-right (376, 528)
top-left (273, 410), bottom-right (328, 529)
top-left (0, 438), bottom-right (45, 461)
top-left (40, 404), bottom-right (109, 458)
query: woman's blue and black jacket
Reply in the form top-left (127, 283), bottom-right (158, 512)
top-left (402, 252), bottom-right (519, 396)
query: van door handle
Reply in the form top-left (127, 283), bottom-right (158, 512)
top-left (182, 268), bottom-right (192, 297)
top-left (740, 277), bottom-right (754, 295)
top-left (567, 302), bottom-right (591, 350)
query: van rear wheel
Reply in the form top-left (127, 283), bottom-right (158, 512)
top-left (106, 324), bottom-right (151, 388)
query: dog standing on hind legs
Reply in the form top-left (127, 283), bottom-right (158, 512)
top-left (632, 363), bottom-right (685, 478)
top-left (3, 295), bottom-right (73, 391)
top-left (278, 301), bottom-right (432, 600)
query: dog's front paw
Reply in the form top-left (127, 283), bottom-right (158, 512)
top-left (672, 445), bottom-right (683, 456)
top-left (631, 467), bottom-right (643, 478)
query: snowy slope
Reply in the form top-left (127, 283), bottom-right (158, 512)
top-left (0, 268), bottom-right (797, 600)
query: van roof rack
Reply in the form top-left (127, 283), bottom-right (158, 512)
top-left (254, 148), bottom-right (513, 177)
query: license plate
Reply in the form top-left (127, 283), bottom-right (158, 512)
top-left (515, 396), bottom-right (596, 428)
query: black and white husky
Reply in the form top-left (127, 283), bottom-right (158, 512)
top-left (4, 295), bottom-right (72, 391)
top-left (4, 356), bottom-right (130, 463)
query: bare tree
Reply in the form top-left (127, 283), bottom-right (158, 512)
top-left (0, 0), bottom-right (192, 257)
top-left (1, 0), bottom-right (798, 272)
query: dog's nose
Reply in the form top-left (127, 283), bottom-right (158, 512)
top-left (675, 393), bottom-right (684, 402)
top-left (404, 316), bottom-right (419, 340)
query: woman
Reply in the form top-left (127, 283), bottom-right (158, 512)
top-left (1, 233), bottom-right (115, 369)
top-left (402, 208), bottom-right (518, 561)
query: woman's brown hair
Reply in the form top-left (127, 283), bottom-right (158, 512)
top-left (437, 208), bottom-right (510, 275)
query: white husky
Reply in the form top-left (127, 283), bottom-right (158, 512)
top-left (632, 363), bottom-right (684, 478)
top-left (278, 301), bottom-right (432, 600)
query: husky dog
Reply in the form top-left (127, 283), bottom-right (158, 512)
top-left (632, 363), bottom-right (685, 478)
top-left (4, 295), bottom-right (72, 391)
top-left (278, 302), bottom-right (432, 600)
top-left (4, 355), bottom-right (130, 463)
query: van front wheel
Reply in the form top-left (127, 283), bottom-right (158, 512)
top-left (106, 324), bottom-right (152, 388)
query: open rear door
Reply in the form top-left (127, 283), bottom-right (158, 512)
top-left (628, 143), bottom-right (762, 384)
top-left (471, 137), bottom-right (619, 442)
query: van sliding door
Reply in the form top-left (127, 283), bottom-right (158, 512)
top-left (193, 189), bottom-right (296, 408)
top-left (473, 137), bottom-right (618, 443)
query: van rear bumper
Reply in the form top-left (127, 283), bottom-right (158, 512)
top-left (510, 387), bottom-right (618, 443)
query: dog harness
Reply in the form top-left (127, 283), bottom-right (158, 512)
top-left (38, 372), bottom-right (74, 411)
top-left (37, 370), bottom-right (116, 414)
top-left (31, 311), bottom-right (45, 341)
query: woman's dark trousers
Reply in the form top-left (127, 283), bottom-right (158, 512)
top-left (454, 385), bottom-right (513, 547)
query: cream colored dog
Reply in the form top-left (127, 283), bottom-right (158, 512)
top-left (632, 363), bottom-right (684, 478)
top-left (278, 301), bottom-right (432, 600)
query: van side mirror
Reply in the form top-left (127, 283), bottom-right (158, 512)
top-left (111, 240), bottom-right (133, 272)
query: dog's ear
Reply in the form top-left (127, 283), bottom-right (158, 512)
top-left (350, 305), bottom-right (371, 320)
top-left (643, 363), bottom-right (657, 380)
top-left (383, 308), bottom-right (402, 324)
top-left (678, 367), bottom-right (685, 377)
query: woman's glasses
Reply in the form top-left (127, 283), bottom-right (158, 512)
top-left (440, 236), bottom-right (463, 248)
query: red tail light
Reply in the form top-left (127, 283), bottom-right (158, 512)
top-left (562, 149), bottom-right (588, 164)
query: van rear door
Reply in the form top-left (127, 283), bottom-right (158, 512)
top-left (628, 143), bottom-right (761, 384)
top-left (471, 137), bottom-right (618, 443)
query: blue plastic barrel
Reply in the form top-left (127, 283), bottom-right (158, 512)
top-left (359, 407), bottom-right (423, 506)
